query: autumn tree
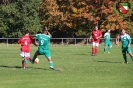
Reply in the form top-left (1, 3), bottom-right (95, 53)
top-left (39, 0), bottom-right (92, 38)
top-left (0, 0), bottom-right (133, 38)
top-left (82, 0), bottom-right (133, 36)
top-left (39, 0), bottom-right (133, 38)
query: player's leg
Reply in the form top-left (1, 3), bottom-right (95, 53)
top-left (45, 50), bottom-right (54, 70)
top-left (122, 47), bottom-right (128, 63)
top-left (104, 42), bottom-right (108, 53)
top-left (25, 52), bottom-right (30, 61)
top-left (21, 52), bottom-right (30, 69)
top-left (122, 54), bottom-right (128, 63)
top-left (47, 57), bottom-right (54, 70)
top-left (20, 51), bottom-right (26, 69)
top-left (22, 57), bottom-right (26, 69)
top-left (25, 52), bottom-right (30, 60)
top-left (30, 47), bottom-right (44, 64)
top-left (129, 52), bottom-right (133, 60)
top-left (92, 42), bottom-right (95, 56)
top-left (95, 42), bottom-right (99, 55)
top-left (107, 42), bottom-right (112, 54)
top-left (127, 47), bottom-right (133, 60)
top-left (29, 51), bottom-right (38, 64)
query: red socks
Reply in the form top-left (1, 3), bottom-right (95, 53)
top-left (26, 57), bottom-right (29, 60)
top-left (92, 48), bottom-right (95, 54)
top-left (22, 60), bottom-right (26, 68)
top-left (92, 47), bottom-right (98, 55)
top-left (95, 48), bottom-right (98, 54)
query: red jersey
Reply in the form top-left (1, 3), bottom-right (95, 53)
top-left (91, 30), bottom-right (102, 43)
top-left (18, 36), bottom-right (33, 52)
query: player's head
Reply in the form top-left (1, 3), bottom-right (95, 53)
top-left (37, 31), bottom-right (42, 34)
top-left (107, 29), bottom-right (111, 33)
top-left (121, 29), bottom-right (126, 34)
top-left (24, 30), bottom-right (30, 35)
top-left (95, 25), bottom-right (98, 30)
top-left (42, 27), bottom-right (48, 34)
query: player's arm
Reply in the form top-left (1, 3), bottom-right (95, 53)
top-left (18, 38), bottom-right (22, 44)
top-left (47, 31), bottom-right (52, 37)
top-left (127, 35), bottom-right (131, 47)
top-left (99, 31), bottom-right (102, 38)
top-left (89, 35), bottom-right (92, 42)
top-left (30, 32), bottom-right (40, 47)
top-left (104, 33), bottom-right (107, 38)
top-left (128, 41), bottom-right (131, 47)
top-left (30, 36), bottom-right (38, 47)
top-left (45, 26), bottom-right (52, 37)
top-left (30, 34), bottom-right (35, 38)
top-left (116, 35), bottom-right (121, 45)
top-left (96, 31), bottom-right (102, 39)
top-left (33, 40), bottom-right (38, 47)
top-left (89, 31), bottom-right (93, 41)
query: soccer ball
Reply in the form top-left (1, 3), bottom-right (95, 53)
top-left (34, 58), bottom-right (39, 64)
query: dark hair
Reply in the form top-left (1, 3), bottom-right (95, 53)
top-left (25, 30), bottom-right (30, 34)
top-left (42, 27), bottom-right (48, 32)
top-left (37, 31), bottom-right (42, 34)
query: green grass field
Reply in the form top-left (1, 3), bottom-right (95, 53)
top-left (0, 44), bottom-right (133, 88)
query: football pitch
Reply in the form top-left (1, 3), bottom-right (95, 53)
top-left (0, 44), bottom-right (133, 88)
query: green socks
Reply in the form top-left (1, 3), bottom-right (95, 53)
top-left (131, 56), bottom-right (133, 60)
top-left (104, 47), bottom-right (110, 53)
top-left (104, 47), bottom-right (106, 52)
top-left (123, 56), bottom-right (128, 63)
top-left (24, 57), bottom-right (26, 64)
top-left (108, 47), bottom-right (110, 52)
top-left (49, 61), bottom-right (54, 68)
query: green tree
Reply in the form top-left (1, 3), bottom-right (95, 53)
top-left (0, 0), bottom-right (41, 38)
top-left (0, 0), bottom-right (133, 38)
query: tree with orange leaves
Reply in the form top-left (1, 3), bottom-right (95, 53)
top-left (39, 0), bottom-right (133, 37)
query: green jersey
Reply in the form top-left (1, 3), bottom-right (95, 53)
top-left (120, 34), bottom-right (131, 48)
top-left (104, 32), bottom-right (110, 42)
top-left (35, 34), bottom-right (51, 50)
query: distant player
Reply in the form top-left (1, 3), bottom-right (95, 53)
top-left (104, 29), bottom-right (112, 54)
top-left (30, 27), bottom-right (54, 70)
top-left (18, 30), bottom-right (33, 69)
top-left (89, 25), bottom-right (102, 56)
top-left (116, 29), bottom-right (133, 63)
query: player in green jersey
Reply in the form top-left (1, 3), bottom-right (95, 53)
top-left (104, 29), bottom-right (112, 54)
top-left (30, 27), bottom-right (54, 70)
top-left (117, 29), bottom-right (133, 64)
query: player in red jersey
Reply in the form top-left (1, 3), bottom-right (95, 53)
top-left (89, 25), bottom-right (102, 56)
top-left (18, 30), bottom-right (35, 69)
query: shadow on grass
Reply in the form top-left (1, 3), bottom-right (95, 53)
top-left (75, 54), bottom-right (88, 55)
top-left (73, 52), bottom-right (91, 55)
top-left (98, 61), bottom-right (121, 63)
top-left (94, 60), bottom-right (122, 64)
top-left (0, 65), bottom-right (48, 70)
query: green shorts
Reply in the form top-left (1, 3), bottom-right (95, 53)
top-left (122, 47), bottom-right (132, 54)
top-left (37, 47), bottom-right (51, 58)
top-left (104, 42), bottom-right (112, 47)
